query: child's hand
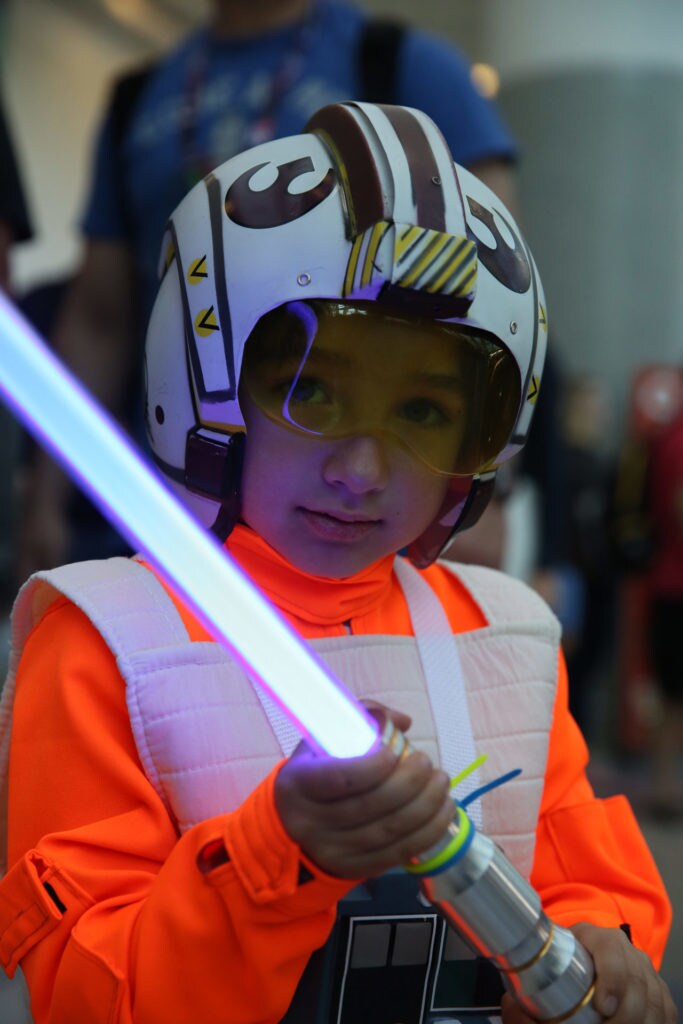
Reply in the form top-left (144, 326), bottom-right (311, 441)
top-left (274, 706), bottom-right (453, 879)
top-left (501, 922), bottom-right (677, 1023)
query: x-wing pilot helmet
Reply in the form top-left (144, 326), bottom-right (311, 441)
top-left (145, 101), bottom-right (547, 567)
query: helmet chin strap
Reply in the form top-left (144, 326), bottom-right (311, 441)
top-left (210, 499), bottom-right (240, 542)
top-left (201, 432), bottom-right (246, 542)
top-left (179, 428), bottom-right (245, 544)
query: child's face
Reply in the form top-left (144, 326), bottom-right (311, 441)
top-left (238, 303), bottom-right (470, 578)
top-left (239, 391), bottom-right (452, 578)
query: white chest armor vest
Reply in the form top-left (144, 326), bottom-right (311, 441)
top-left (1, 556), bottom-right (560, 880)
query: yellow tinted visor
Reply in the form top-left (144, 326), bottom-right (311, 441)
top-left (242, 301), bottom-right (520, 477)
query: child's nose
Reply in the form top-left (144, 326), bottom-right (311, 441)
top-left (322, 434), bottom-right (391, 494)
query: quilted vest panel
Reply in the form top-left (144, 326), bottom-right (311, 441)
top-left (2, 556), bottom-right (560, 879)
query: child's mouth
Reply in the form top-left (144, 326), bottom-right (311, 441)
top-left (300, 509), bottom-right (380, 542)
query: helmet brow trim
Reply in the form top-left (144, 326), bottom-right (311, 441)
top-left (306, 103), bottom-right (387, 238)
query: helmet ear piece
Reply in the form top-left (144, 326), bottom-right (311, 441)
top-left (407, 473), bottom-right (496, 568)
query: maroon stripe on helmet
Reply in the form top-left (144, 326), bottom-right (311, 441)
top-left (306, 103), bottom-right (387, 238)
top-left (378, 104), bottom-right (446, 232)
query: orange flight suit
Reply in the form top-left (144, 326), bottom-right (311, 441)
top-left (1, 525), bottom-right (671, 1023)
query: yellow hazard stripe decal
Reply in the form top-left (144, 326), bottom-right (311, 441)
top-left (427, 241), bottom-right (477, 295)
top-left (360, 221), bottom-right (391, 288)
top-left (343, 235), bottom-right (364, 297)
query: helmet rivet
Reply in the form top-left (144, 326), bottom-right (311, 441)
top-left (431, 175), bottom-right (441, 186)
top-left (510, 321), bottom-right (518, 335)
top-left (297, 272), bottom-right (311, 286)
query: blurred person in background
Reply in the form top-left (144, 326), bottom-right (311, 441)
top-left (0, 86), bottom-right (35, 1024)
top-left (0, 91), bottom-right (32, 619)
top-left (609, 366), bottom-right (683, 818)
top-left (644, 390), bottom-right (683, 819)
top-left (0, 94), bottom-right (32, 295)
top-left (561, 373), bottom-right (617, 739)
top-left (446, 346), bottom-right (581, 660)
top-left (17, 0), bottom-right (518, 583)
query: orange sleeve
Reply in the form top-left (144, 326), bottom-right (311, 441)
top-left (530, 654), bottom-right (672, 969)
top-left (6, 599), bottom-right (352, 1024)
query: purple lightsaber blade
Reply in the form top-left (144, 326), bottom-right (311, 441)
top-left (0, 292), bottom-right (377, 759)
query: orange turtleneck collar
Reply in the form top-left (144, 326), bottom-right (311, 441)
top-left (151, 524), bottom-right (414, 640)
top-left (226, 524), bottom-right (398, 628)
top-left (148, 523), bottom-right (485, 642)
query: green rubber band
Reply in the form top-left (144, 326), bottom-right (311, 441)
top-left (449, 753), bottom-right (488, 791)
top-left (404, 805), bottom-right (472, 876)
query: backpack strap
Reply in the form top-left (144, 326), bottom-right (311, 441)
top-left (109, 65), bottom-right (154, 150)
top-left (357, 18), bottom-right (407, 103)
top-left (107, 64), bottom-right (154, 235)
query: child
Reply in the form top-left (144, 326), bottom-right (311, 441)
top-left (0, 102), bottom-right (674, 1024)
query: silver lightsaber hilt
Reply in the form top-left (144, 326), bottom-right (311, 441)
top-left (382, 719), bottom-right (603, 1023)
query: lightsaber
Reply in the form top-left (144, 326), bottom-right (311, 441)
top-left (388, 722), bottom-right (602, 1023)
top-left (0, 293), bottom-right (601, 1021)
top-left (0, 292), bottom-right (377, 759)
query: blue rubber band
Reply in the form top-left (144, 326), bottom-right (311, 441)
top-left (420, 819), bottom-right (476, 876)
top-left (461, 768), bottom-right (522, 809)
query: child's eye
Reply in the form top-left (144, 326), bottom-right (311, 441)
top-left (287, 376), bottom-right (330, 405)
top-left (399, 397), bottom-right (452, 428)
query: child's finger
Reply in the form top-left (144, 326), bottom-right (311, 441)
top-left (337, 768), bottom-right (453, 854)
top-left (314, 751), bottom-right (446, 829)
top-left (313, 785), bottom-right (455, 878)
top-left (573, 925), bottom-right (643, 1019)
top-left (570, 923), bottom-right (632, 1018)
top-left (570, 922), bottom-right (676, 1023)
top-left (605, 959), bottom-right (677, 1023)
top-left (361, 699), bottom-right (413, 735)
top-left (279, 740), bottom-right (401, 803)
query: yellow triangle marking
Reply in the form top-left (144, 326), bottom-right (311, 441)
top-left (539, 303), bottom-right (547, 332)
top-left (527, 375), bottom-right (540, 403)
top-left (188, 255), bottom-right (208, 284)
top-left (195, 306), bottom-right (220, 337)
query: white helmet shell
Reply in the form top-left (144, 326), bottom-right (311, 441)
top-left (145, 101), bottom-right (547, 565)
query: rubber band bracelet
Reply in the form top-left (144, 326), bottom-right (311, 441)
top-left (404, 804), bottom-right (474, 877)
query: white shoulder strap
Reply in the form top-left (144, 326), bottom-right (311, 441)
top-left (392, 558), bottom-right (483, 825)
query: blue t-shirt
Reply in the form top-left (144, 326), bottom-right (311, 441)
top-left (82, 0), bottom-right (516, 324)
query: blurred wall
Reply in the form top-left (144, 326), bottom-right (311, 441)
top-left (478, 0), bottom-right (683, 440)
top-left (2, 0), bottom-right (177, 291)
top-left (499, 67), bottom-right (683, 433)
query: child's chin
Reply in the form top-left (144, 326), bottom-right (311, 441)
top-left (289, 543), bottom-right (383, 580)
